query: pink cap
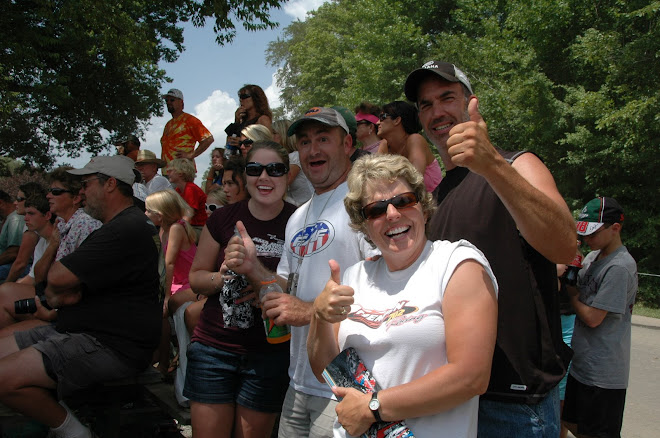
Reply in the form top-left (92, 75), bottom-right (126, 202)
top-left (355, 112), bottom-right (379, 125)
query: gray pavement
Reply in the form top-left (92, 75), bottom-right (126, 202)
top-left (621, 316), bottom-right (660, 438)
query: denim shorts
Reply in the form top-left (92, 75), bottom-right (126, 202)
top-left (478, 385), bottom-right (560, 438)
top-left (183, 341), bottom-right (290, 412)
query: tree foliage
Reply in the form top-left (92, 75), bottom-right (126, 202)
top-left (267, 0), bottom-right (660, 274)
top-left (0, 0), bottom-right (281, 168)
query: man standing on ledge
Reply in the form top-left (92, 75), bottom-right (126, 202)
top-left (404, 61), bottom-right (577, 437)
top-left (161, 88), bottom-right (214, 169)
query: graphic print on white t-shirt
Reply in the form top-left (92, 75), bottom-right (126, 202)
top-left (348, 300), bottom-right (427, 331)
top-left (289, 220), bottom-right (335, 257)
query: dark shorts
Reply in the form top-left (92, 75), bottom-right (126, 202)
top-left (562, 374), bottom-right (626, 437)
top-left (183, 341), bottom-right (290, 412)
top-left (14, 324), bottom-right (137, 399)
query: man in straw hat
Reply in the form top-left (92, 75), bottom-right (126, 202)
top-left (136, 150), bottom-right (171, 194)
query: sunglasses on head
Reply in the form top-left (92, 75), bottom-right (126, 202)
top-left (245, 162), bottom-right (289, 177)
top-left (48, 187), bottom-right (73, 196)
top-left (238, 139), bottom-right (254, 147)
top-left (205, 203), bottom-right (222, 212)
top-left (16, 196), bottom-right (26, 202)
top-left (361, 192), bottom-right (419, 220)
top-left (238, 93), bottom-right (252, 100)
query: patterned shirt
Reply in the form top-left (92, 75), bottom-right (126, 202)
top-left (56, 208), bottom-right (102, 260)
top-left (160, 112), bottom-right (212, 167)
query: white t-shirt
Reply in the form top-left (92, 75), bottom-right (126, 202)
top-left (28, 236), bottom-right (48, 279)
top-left (336, 240), bottom-right (498, 438)
top-left (277, 182), bottom-right (377, 397)
top-left (145, 175), bottom-right (172, 194)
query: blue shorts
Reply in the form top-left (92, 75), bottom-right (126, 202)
top-left (183, 341), bottom-right (290, 412)
top-left (478, 385), bottom-right (560, 438)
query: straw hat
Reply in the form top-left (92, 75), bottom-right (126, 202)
top-left (135, 150), bottom-right (165, 168)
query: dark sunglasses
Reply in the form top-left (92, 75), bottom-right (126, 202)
top-left (361, 192), bottom-right (419, 220)
top-left (205, 203), bottom-right (222, 212)
top-left (379, 113), bottom-right (396, 121)
top-left (357, 120), bottom-right (373, 126)
top-left (47, 187), bottom-right (73, 196)
top-left (245, 162), bottom-right (289, 177)
top-left (15, 196), bottom-right (26, 202)
top-left (165, 98), bottom-right (177, 103)
top-left (238, 139), bottom-right (254, 147)
top-left (238, 93), bottom-right (252, 100)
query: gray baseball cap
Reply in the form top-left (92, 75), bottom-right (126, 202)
top-left (162, 88), bottom-right (184, 100)
top-left (287, 107), bottom-right (349, 137)
top-left (68, 155), bottom-right (141, 186)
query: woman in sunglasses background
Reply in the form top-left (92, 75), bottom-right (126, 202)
top-left (308, 154), bottom-right (498, 438)
top-left (186, 140), bottom-right (297, 438)
top-left (376, 101), bottom-right (444, 193)
top-left (239, 123), bottom-right (273, 157)
top-left (354, 101), bottom-right (385, 154)
top-left (224, 84), bottom-right (273, 155)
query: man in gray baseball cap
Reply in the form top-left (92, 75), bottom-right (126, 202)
top-left (0, 154), bottom-right (161, 437)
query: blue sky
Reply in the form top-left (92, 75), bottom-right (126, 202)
top-left (63, 0), bottom-right (326, 186)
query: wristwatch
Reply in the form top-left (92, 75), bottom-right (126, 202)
top-left (369, 391), bottom-right (382, 422)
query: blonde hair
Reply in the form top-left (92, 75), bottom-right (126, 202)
top-left (242, 124), bottom-right (273, 142)
top-left (344, 154), bottom-right (435, 236)
top-left (167, 158), bottom-right (196, 182)
top-left (272, 119), bottom-right (297, 153)
top-left (206, 188), bottom-right (227, 207)
top-left (145, 189), bottom-right (197, 244)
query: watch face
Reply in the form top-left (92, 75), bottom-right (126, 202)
top-left (369, 398), bottom-right (380, 410)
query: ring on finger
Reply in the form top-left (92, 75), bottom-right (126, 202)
top-left (341, 306), bottom-right (347, 315)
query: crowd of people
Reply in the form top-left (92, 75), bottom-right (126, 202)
top-left (0, 62), bottom-right (638, 438)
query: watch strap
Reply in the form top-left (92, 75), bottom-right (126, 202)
top-left (370, 391), bottom-right (382, 422)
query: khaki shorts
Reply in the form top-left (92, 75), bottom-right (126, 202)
top-left (15, 324), bottom-right (137, 399)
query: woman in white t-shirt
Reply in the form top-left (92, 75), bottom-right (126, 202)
top-left (308, 154), bottom-right (498, 438)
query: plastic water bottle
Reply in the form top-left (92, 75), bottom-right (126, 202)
top-left (259, 277), bottom-right (291, 344)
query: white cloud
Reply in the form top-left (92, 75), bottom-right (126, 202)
top-left (283, 0), bottom-right (327, 21)
top-left (264, 72), bottom-right (282, 110)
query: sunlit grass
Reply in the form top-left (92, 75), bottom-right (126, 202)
top-left (633, 303), bottom-right (660, 319)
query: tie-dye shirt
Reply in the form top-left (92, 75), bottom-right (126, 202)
top-left (160, 112), bottom-right (212, 167)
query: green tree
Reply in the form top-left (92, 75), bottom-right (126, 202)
top-left (267, 0), bottom-right (430, 116)
top-left (268, 0), bottom-right (660, 274)
top-left (0, 0), bottom-right (282, 168)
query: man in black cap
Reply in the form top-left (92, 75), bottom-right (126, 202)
top-left (404, 61), bottom-right (577, 437)
top-left (0, 155), bottom-right (161, 438)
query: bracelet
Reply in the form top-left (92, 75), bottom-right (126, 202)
top-left (211, 272), bottom-right (220, 290)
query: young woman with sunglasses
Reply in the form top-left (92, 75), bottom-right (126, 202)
top-left (224, 84), bottom-right (273, 153)
top-left (308, 154), bottom-right (498, 438)
top-left (377, 101), bottom-right (443, 193)
top-left (186, 140), bottom-right (297, 438)
top-left (239, 123), bottom-right (273, 157)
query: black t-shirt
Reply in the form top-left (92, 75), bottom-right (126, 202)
top-left (58, 206), bottom-right (162, 369)
top-left (191, 199), bottom-right (297, 354)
